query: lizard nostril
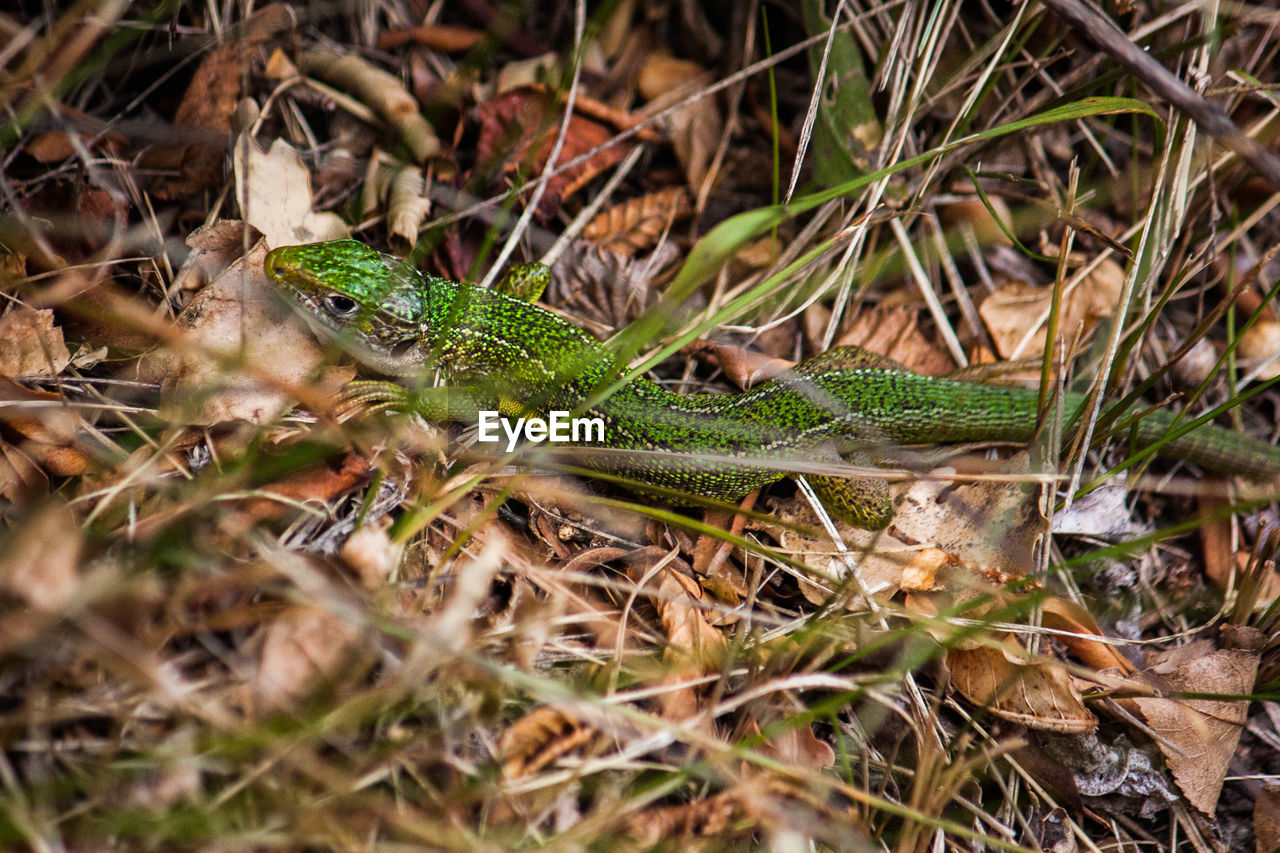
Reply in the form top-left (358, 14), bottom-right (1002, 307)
top-left (272, 265), bottom-right (286, 278)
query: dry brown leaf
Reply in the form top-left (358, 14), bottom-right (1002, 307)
top-left (377, 23), bottom-right (485, 53)
top-left (138, 240), bottom-right (353, 425)
top-left (753, 720), bottom-right (835, 770)
top-left (474, 88), bottom-right (630, 217)
top-left (24, 131), bottom-right (78, 163)
top-left (169, 220), bottom-right (263, 296)
top-left (626, 549), bottom-right (723, 722)
top-left (623, 786), bottom-right (749, 845)
top-left (0, 500), bottom-right (81, 612)
top-left (690, 502), bottom-right (754, 607)
top-left (253, 603), bottom-right (370, 712)
top-left (582, 186), bottom-right (692, 256)
top-left (898, 548), bottom-right (955, 592)
top-left (1009, 743), bottom-right (1084, 814)
top-left (979, 260), bottom-right (1124, 361)
top-left (683, 339), bottom-right (793, 389)
top-left (147, 4), bottom-right (295, 199)
top-left (0, 307), bottom-right (71, 377)
top-left (0, 377), bottom-right (90, 478)
top-left (237, 453), bottom-right (373, 526)
top-left (734, 234), bottom-right (782, 272)
top-left (20, 103), bottom-right (129, 165)
top-left (1198, 492), bottom-right (1237, 591)
top-left (1039, 596), bottom-right (1136, 674)
top-left (499, 707), bottom-right (595, 779)
top-left (0, 438), bottom-right (47, 503)
top-left (637, 54), bottom-right (720, 190)
top-left (905, 583), bottom-right (1009, 652)
top-left (1255, 784), bottom-right (1280, 853)
top-left (948, 637), bottom-right (1097, 733)
top-left (651, 561), bottom-right (723, 658)
top-left (620, 779), bottom-right (850, 847)
top-left (834, 305), bottom-right (957, 376)
top-left (939, 192), bottom-right (1014, 247)
top-left (1125, 636), bottom-right (1260, 815)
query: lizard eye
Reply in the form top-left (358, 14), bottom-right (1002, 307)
top-left (325, 294), bottom-right (359, 317)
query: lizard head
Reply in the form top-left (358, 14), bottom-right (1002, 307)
top-left (265, 239), bottom-right (427, 375)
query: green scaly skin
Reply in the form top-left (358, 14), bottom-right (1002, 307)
top-left (264, 239), bottom-right (1280, 529)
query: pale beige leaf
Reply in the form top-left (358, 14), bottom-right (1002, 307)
top-left (892, 456), bottom-right (1044, 580)
top-left (138, 241), bottom-right (353, 425)
top-left (253, 604), bottom-right (368, 711)
top-left (0, 308), bottom-right (71, 377)
top-left (386, 164), bottom-right (430, 250)
top-left (1050, 480), bottom-right (1140, 538)
top-left (1239, 319), bottom-right (1280, 380)
top-left (0, 500), bottom-right (81, 611)
top-left (495, 52), bottom-right (560, 94)
top-left (979, 259), bottom-right (1124, 361)
top-left (339, 519), bottom-right (403, 589)
top-left (1170, 336), bottom-right (1218, 389)
top-left (296, 48), bottom-right (440, 163)
top-left (232, 132), bottom-right (349, 249)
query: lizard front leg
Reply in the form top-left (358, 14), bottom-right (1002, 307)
top-left (338, 380), bottom-right (486, 422)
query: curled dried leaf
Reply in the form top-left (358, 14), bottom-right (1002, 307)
top-left (499, 707), bottom-right (595, 779)
top-left (582, 186), bottom-right (692, 257)
top-left (948, 637), bottom-right (1097, 733)
top-left (297, 48), bottom-right (441, 163)
top-left (386, 164), bottom-right (431, 251)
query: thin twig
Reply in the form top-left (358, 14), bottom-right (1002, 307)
top-left (1041, 0), bottom-right (1280, 190)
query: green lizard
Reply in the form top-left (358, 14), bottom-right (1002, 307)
top-left (264, 238), bottom-right (1280, 529)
